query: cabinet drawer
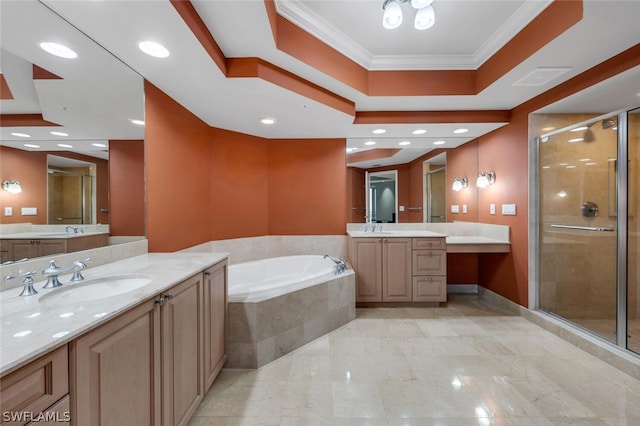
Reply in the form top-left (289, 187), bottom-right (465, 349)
top-left (26, 395), bottom-right (70, 426)
top-left (0, 345), bottom-right (69, 426)
top-left (412, 238), bottom-right (446, 250)
top-left (412, 250), bottom-right (446, 275)
top-left (412, 276), bottom-right (446, 302)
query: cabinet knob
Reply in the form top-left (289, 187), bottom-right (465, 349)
top-left (154, 297), bottom-right (165, 305)
top-left (205, 271), bottom-right (212, 277)
top-left (163, 293), bottom-right (173, 301)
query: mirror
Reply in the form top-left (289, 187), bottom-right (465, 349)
top-left (423, 153), bottom-right (446, 223)
top-left (0, 1), bottom-right (145, 259)
top-left (366, 170), bottom-right (398, 223)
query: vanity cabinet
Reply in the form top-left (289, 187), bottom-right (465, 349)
top-left (350, 237), bottom-right (412, 302)
top-left (349, 236), bottom-right (447, 304)
top-left (0, 345), bottom-right (69, 426)
top-left (5, 239), bottom-right (66, 261)
top-left (71, 273), bottom-right (206, 426)
top-left (203, 260), bottom-right (228, 391)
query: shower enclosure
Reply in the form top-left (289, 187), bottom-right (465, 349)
top-left (537, 107), bottom-right (639, 354)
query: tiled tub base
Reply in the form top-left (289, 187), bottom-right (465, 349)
top-left (227, 271), bottom-right (355, 369)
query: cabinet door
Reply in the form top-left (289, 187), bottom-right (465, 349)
top-left (7, 240), bottom-right (37, 261)
top-left (71, 299), bottom-right (161, 426)
top-left (351, 238), bottom-right (383, 302)
top-left (413, 276), bottom-right (446, 302)
top-left (161, 274), bottom-right (204, 426)
top-left (412, 250), bottom-right (446, 275)
top-left (37, 240), bottom-right (66, 258)
top-left (382, 238), bottom-right (412, 302)
top-left (203, 260), bottom-right (227, 391)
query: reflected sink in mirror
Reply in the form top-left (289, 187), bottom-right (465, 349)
top-left (38, 274), bottom-right (153, 304)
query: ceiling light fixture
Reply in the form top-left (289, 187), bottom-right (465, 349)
top-left (24, 144), bottom-right (40, 148)
top-left (372, 129), bottom-right (386, 134)
top-left (50, 131), bottom-right (69, 136)
top-left (453, 128), bottom-right (468, 134)
top-left (476, 171), bottom-right (495, 188)
top-left (57, 143), bottom-right (73, 148)
top-left (433, 140), bottom-right (445, 145)
top-left (412, 129), bottom-right (426, 135)
top-left (11, 132), bottom-right (30, 138)
top-left (260, 117), bottom-right (276, 125)
top-left (2, 180), bottom-right (22, 194)
top-left (399, 141), bottom-right (411, 146)
top-left (138, 41), bottom-right (170, 58)
top-left (39, 42), bottom-right (77, 59)
top-left (365, 141), bottom-right (377, 146)
top-left (452, 177), bottom-right (468, 192)
top-left (92, 143), bottom-right (107, 148)
top-left (129, 119), bottom-right (145, 125)
top-left (383, 0), bottom-right (435, 30)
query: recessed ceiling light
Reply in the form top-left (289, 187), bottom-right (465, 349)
top-left (399, 141), bottom-right (411, 146)
top-left (24, 143), bottom-right (40, 148)
top-left (11, 132), bottom-right (31, 138)
top-left (92, 143), bottom-right (107, 148)
top-left (260, 117), bottom-right (276, 125)
top-left (453, 128), bottom-right (468, 134)
top-left (39, 42), bottom-right (77, 59)
top-left (412, 129), bottom-right (426, 135)
top-left (568, 138), bottom-right (584, 143)
top-left (129, 119), bottom-right (145, 125)
top-left (433, 140), bottom-right (446, 145)
top-left (541, 126), bottom-right (555, 132)
top-left (571, 126), bottom-right (588, 132)
top-left (372, 129), bottom-right (386, 134)
top-left (346, 147), bottom-right (358, 153)
top-left (364, 141), bottom-right (376, 146)
top-left (50, 131), bottom-right (68, 136)
top-left (57, 143), bottom-right (73, 148)
top-left (138, 41), bottom-right (169, 58)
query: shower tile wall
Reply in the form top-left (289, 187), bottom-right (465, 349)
top-left (536, 114), bottom-right (618, 329)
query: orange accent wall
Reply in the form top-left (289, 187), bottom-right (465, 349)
top-left (268, 139), bottom-right (347, 234)
top-left (347, 167), bottom-right (366, 223)
top-left (0, 146), bottom-right (47, 224)
top-left (406, 149), bottom-right (446, 223)
top-left (0, 74), bottom-right (13, 100)
top-left (144, 81), bottom-right (213, 252)
top-left (32, 64), bottom-right (62, 80)
top-left (0, 114), bottom-right (59, 127)
top-left (210, 128), bottom-right (269, 240)
top-left (109, 140), bottom-right (145, 236)
top-left (446, 140), bottom-right (479, 222)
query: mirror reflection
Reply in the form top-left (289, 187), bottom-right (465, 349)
top-left (0, 1), bottom-right (145, 262)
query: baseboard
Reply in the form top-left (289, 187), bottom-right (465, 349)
top-left (447, 284), bottom-right (478, 294)
top-left (478, 287), bottom-right (640, 380)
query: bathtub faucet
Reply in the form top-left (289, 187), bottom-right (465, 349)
top-left (324, 255), bottom-right (347, 275)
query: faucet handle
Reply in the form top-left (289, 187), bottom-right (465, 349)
top-left (42, 259), bottom-right (62, 274)
top-left (70, 258), bottom-right (91, 282)
top-left (4, 271), bottom-right (38, 296)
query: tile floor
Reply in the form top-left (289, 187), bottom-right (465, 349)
top-left (189, 294), bottom-right (640, 426)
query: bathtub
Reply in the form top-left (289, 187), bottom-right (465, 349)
top-left (229, 255), bottom-right (341, 302)
top-left (226, 255), bottom-right (355, 368)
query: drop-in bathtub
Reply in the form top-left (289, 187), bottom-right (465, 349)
top-left (226, 255), bottom-right (355, 368)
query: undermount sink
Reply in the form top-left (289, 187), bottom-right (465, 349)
top-left (38, 274), bottom-right (153, 304)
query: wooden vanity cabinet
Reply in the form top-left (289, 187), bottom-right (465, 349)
top-left (0, 345), bottom-right (69, 426)
top-left (71, 273), bottom-right (206, 426)
top-left (5, 239), bottom-right (66, 261)
top-left (350, 237), bottom-right (412, 302)
top-left (203, 260), bottom-right (228, 391)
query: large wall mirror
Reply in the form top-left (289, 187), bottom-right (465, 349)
top-left (0, 1), bottom-right (145, 258)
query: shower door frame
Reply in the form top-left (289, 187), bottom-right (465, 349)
top-left (529, 108), bottom-right (630, 349)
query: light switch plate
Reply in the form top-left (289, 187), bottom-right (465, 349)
top-left (21, 207), bottom-right (37, 216)
top-left (502, 204), bottom-right (517, 215)
top-left (451, 204), bottom-right (459, 213)
top-left (462, 204), bottom-right (467, 214)
top-left (4, 207), bottom-right (12, 216)
top-left (399, 205), bottom-right (405, 212)
top-left (490, 204), bottom-right (496, 215)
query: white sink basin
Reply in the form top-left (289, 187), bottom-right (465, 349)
top-left (38, 274), bottom-right (153, 304)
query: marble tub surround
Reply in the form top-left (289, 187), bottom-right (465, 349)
top-left (347, 221), bottom-right (510, 252)
top-left (0, 238), bottom-right (149, 292)
top-left (0, 251), bottom-right (228, 376)
top-left (227, 270), bottom-right (355, 369)
top-left (181, 235), bottom-right (347, 265)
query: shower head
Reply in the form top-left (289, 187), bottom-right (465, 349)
top-left (602, 117), bottom-right (617, 129)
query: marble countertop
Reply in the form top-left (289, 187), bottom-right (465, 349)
top-left (347, 230), bottom-right (447, 238)
top-left (0, 252), bottom-right (228, 376)
top-left (1, 231), bottom-right (109, 239)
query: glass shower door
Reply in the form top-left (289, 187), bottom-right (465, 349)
top-left (539, 115), bottom-right (619, 342)
top-left (628, 108), bottom-right (640, 353)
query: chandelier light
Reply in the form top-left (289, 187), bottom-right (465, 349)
top-left (383, 0), bottom-right (435, 30)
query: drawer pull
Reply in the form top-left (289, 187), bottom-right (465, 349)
top-left (154, 297), bottom-right (165, 305)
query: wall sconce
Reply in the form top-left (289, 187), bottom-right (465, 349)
top-left (476, 171), bottom-right (495, 188)
top-left (2, 180), bottom-right (22, 194)
top-left (451, 177), bottom-right (468, 192)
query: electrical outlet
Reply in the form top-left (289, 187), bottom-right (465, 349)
top-left (21, 207), bottom-right (37, 216)
top-left (490, 204), bottom-right (496, 215)
top-left (502, 204), bottom-right (517, 215)
top-left (4, 207), bottom-right (12, 216)
top-left (451, 204), bottom-right (459, 213)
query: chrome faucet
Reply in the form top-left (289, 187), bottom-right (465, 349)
top-left (324, 255), bottom-right (347, 274)
top-left (65, 225), bottom-right (84, 234)
top-left (42, 260), bottom-right (72, 288)
top-left (4, 271), bottom-right (38, 296)
top-left (71, 258), bottom-right (91, 282)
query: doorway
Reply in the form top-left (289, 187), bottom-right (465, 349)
top-left (365, 170), bottom-right (398, 223)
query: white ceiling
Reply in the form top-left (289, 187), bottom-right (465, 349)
top-left (1, 0), bottom-right (640, 167)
